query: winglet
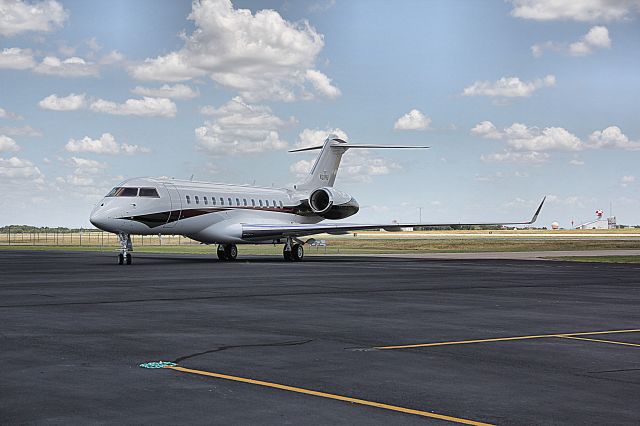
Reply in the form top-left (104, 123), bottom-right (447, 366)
top-left (528, 196), bottom-right (546, 224)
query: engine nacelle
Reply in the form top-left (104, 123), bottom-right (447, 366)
top-left (308, 187), bottom-right (359, 219)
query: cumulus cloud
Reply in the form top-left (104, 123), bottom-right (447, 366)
top-left (38, 93), bottom-right (87, 111)
top-left (34, 56), bottom-right (99, 77)
top-left (0, 135), bottom-right (20, 152)
top-left (131, 84), bottom-right (200, 100)
top-left (621, 175), bottom-right (635, 187)
top-left (99, 50), bottom-right (124, 65)
top-left (463, 75), bottom-right (556, 97)
top-left (290, 127), bottom-right (400, 183)
top-left (471, 121), bottom-right (583, 151)
top-left (569, 159), bottom-right (585, 166)
top-left (89, 97), bottom-right (177, 117)
top-left (588, 126), bottom-right (640, 150)
top-left (0, 106), bottom-right (22, 120)
top-left (295, 127), bottom-right (347, 149)
top-left (534, 26), bottom-right (611, 57)
top-left (65, 133), bottom-right (150, 155)
top-left (0, 0), bottom-right (68, 36)
top-left (0, 47), bottom-right (36, 69)
top-left (195, 96), bottom-right (289, 154)
top-left (129, 0), bottom-right (338, 101)
top-left (394, 109), bottom-right (431, 130)
top-left (0, 125), bottom-right (41, 137)
top-left (480, 151), bottom-right (550, 164)
top-left (509, 0), bottom-right (640, 22)
top-left (0, 156), bottom-right (43, 181)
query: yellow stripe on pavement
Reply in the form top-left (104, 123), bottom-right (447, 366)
top-left (165, 365), bottom-right (493, 426)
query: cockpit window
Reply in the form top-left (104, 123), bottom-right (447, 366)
top-left (139, 187), bottom-right (159, 197)
top-left (106, 187), bottom-right (138, 197)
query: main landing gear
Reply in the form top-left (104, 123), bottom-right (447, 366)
top-left (283, 238), bottom-right (304, 262)
top-left (117, 233), bottom-right (133, 265)
top-left (217, 244), bottom-right (238, 261)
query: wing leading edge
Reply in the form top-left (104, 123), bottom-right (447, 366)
top-left (242, 197), bottom-right (546, 240)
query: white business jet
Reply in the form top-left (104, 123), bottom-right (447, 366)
top-left (90, 135), bottom-right (545, 264)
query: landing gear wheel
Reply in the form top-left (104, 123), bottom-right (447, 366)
top-left (118, 253), bottom-right (124, 265)
top-left (283, 247), bottom-right (292, 261)
top-left (125, 253), bottom-right (132, 265)
top-left (217, 244), bottom-right (228, 261)
top-left (291, 243), bottom-right (304, 261)
top-left (225, 244), bottom-right (238, 261)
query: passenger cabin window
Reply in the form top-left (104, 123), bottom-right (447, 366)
top-left (220, 197), bottom-right (224, 205)
top-left (265, 200), bottom-right (269, 207)
top-left (243, 198), bottom-right (247, 206)
top-left (139, 187), bottom-right (159, 197)
top-left (235, 198), bottom-right (240, 206)
top-left (203, 196), bottom-right (208, 205)
top-left (259, 200), bottom-right (263, 207)
top-left (186, 195), bottom-right (191, 204)
top-left (227, 197), bottom-right (232, 206)
top-left (195, 196), bottom-right (199, 204)
top-left (212, 197), bottom-right (216, 206)
top-left (279, 200), bottom-right (283, 208)
top-left (272, 200), bottom-right (276, 207)
top-left (251, 199), bottom-right (255, 207)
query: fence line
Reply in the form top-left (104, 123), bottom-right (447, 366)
top-left (0, 231), bottom-right (200, 248)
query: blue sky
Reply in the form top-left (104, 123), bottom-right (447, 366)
top-left (1, 0), bottom-right (639, 227)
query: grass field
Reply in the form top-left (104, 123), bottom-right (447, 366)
top-left (1, 230), bottom-right (640, 255)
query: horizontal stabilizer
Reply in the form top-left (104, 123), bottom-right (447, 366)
top-left (289, 144), bottom-right (429, 152)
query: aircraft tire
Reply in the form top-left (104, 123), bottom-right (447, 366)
top-left (226, 244), bottom-right (238, 260)
top-left (126, 253), bottom-right (132, 265)
top-left (118, 253), bottom-right (124, 265)
top-left (217, 244), bottom-right (228, 261)
top-left (291, 243), bottom-right (304, 261)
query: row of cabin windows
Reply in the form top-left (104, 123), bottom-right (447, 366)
top-left (184, 195), bottom-right (284, 209)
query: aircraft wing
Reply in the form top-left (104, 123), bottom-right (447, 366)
top-left (242, 197), bottom-right (546, 240)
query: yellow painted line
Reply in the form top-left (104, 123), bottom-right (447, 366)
top-left (165, 365), bottom-right (493, 426)
top-left (557, 335), bottom-right (640, 348)
top-left (374, 328), bottom-right (640, 350)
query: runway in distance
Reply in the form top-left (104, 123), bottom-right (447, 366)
top-left (90, 135), bottom-right (546, 264)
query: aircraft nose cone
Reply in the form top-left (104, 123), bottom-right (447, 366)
top-left (90, 207), bottom-right (109, 231)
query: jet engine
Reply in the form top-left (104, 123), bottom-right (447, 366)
top-left (308, 187), bottom-right (359, 219)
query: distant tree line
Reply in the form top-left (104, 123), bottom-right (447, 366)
top-left (0, 225), bottom-right (92, 233)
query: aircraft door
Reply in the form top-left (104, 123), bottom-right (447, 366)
top-left (163, 183), bottom-right (182, 228)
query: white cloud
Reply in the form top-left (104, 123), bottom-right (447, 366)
top-left (621, 175), bottom-right (635, 187)
top-left (290, 128), bottom-right (400, 183)
top-left (588, 126), bottom-right (640, 150)
top-left (0, 125), bottom-right (41, 137)
top-left (304, 69), bottom-right (341, 99)
top-left (533, 26), bottom-right (611, 57)
top-left (569, 159), bottom-right (585, 166)
top-left (195, 96), bottom-right (289, 154)
top-left (470, 121), bottom-right (502, 139)
top-left (38, 93), bottom-right (87, 111)
top-left (0, 0), bottom-right (68, 36)
top-left (89, 97), bottom-right (177, 117)
top-left (0, 106), bottom-right (22, 120)
top-left (132, 84), bottom-right (200, 100)
top-left (0, 135), bottom-right (20, 152)
top-left (65, 133), bottom-right (150, 155)
top-left (393, 109), bottom-right (431, 131)
top-left (99, 50), bottom-right (124, 65)
top-left (463, 75), bottom-right (556, 97)
top-left (34, 56), bottom-right (99, 77)
top-left (295, 127), bottom-right (347, 149)
top-left (472, 121), bottom-right (583, 151)
top-left (0, 47), bottom-right (36, 69)
top-left (481, 151), bottom-right (550, 164)
top-left (67, 156), bottom-right (107, 174)
top-left (0, 156), bottom-right (43, 181)
top-left (509, 0), bottom-right (640, 22)
top-left (129, 0), bottom-right (337, 102)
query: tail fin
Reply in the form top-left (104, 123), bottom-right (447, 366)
top-left (291, 134), bottom-right (429, 192)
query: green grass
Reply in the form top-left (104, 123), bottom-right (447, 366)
top-left (547, 256), bottom-right (640, 264)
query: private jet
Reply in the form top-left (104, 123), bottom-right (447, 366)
top-left (90, 135), bottom-right (545, 264)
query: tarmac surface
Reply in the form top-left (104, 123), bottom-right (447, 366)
top-left (1, 250), bottom-right (639, 425)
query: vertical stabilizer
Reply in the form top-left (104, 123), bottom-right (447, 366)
top-left (292, 135), bottom-right (348, 191)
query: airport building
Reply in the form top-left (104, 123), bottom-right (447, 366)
top-left (575, 210), bottom-right (617, 229)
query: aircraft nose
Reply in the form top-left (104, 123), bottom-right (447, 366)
top-left (90, 206), bottom-right (109, 231)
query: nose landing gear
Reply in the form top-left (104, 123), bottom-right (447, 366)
top-left (117, 233), bottom-right (133, 265)
top-left (217, 244), bottom-right (238, 261)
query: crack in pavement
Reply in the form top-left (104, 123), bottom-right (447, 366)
top-left (172, 339), bottom-right (313, 363)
